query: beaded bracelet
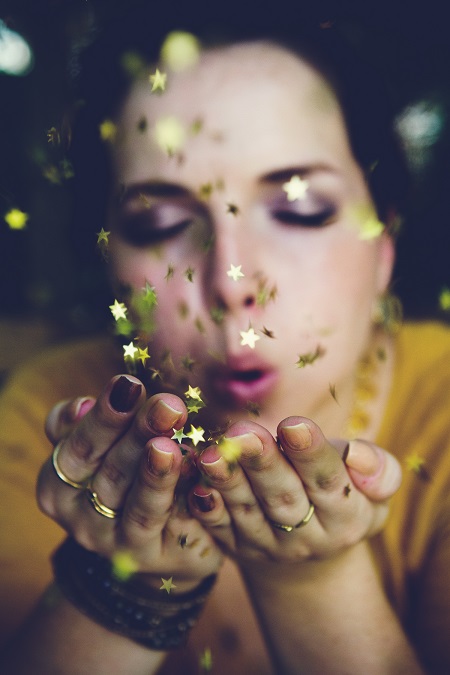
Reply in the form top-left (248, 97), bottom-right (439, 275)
top-left (52, 538), bottom-right (217, 650)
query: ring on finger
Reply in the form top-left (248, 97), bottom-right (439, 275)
top-left (52, 442), bottom-right (87, 490)
top-left (269, 502), bottom-right (315, 533)
top-left (86, 479), bottom-right (122, 519)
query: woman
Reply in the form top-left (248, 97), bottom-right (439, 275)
top-left (0, 7), bottom-right (449, 673)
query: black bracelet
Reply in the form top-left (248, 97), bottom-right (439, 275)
top-left (52, 538), bottom-right (216, 650)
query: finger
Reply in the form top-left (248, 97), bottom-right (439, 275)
top-left (188, 484), bottom-right (236, 549)
top-left (344, 439), bottom-right (402, 501)
top-left (45, 397), bottom-right (96, 444)
top-left (121, 437), bottom-right (184, 546)
top-left (222, 421), bottom-right (310, 526)
top-left (45, 375), bottom-right (145, 490)
top-left (277, 417), bottom-right (351, 506)
top-left (91, 393), bottom-right (187, 510)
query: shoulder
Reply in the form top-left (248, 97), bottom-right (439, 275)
top-left (0, 334), bottom-right (122, 407)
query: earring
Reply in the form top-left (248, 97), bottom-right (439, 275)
top-left (372, 291), bottom-right (403, 334)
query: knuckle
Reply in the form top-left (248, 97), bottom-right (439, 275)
top-left (101, 459), bottom-right (129, 489)
top-left (314, 469), bottom-right (342, 492)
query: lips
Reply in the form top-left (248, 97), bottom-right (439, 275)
top-left (209, 355), bottom-right (278, 407)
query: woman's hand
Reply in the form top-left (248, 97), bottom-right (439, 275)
top-left (188, 416), bottom-right (402, 564)
top-left (38, 375), bottom-right (223, 590)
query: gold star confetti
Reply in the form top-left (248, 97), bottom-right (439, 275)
top-left (295, 345), bottom-right (325, 368)
top-left (109, 299), bottom-right (128, 321)
top-left (137, 347), bottom-right (150, 366)
top-left (160, 577), bottom-right (177, 593)
top-left (96, 228), bottom-right (110, 245)
top-left (348, 204), bottom-right (384, 240)
top-left (165, 264), bottom-right (175, 281)
top-left (178, 533), bottom-right (188, 548)
top-left (181, 355), bottom-right (196, 371)
top-left (329, 383), bottom-right (339, 403)
top-left (149, 68), bottom-right (167, 92)
top-left (199, 647), bottom-right (213, 672)
top-left (4, 208), bottom-right (28, 230)
top-left (195, 317), bottom-right (206, 333)
top-left (142, 281), bottom-right (157, 306)
top-left (405, 454), bottom-right (430, 481)
top-left (47, 126), bottom-right (60, 145)
top-left (111, 550), bottom-right (139, 581)
top-left (227, 264), bottom-right (245, 281)
top-left (262, 326), bottom-right (275, 339)
top-left (187, 402), bottom-right (203, 414)
top-left (154, 116), bottom-right (185, 155)
top-left (226, 202), bottom-right (239, 215)
top-left (343, 484), bottom-right (351, 497)
top-left (439, 287), bottom-right (450, 311)
top-left (240, 327), bottom-right (260, 349)
top-left (217, 437), bottom-right (242, 463)
top-left (245, 401), bottom-right (261, 416)
top-left (99, 119), bottom-right (118, 142)
top-left (199, 183), bottom-right (213, 200)
top-left (184, 267), bottom-right (195, 282)
top-left (172, 428), bottom-right (188, 443)
top-left (123, 341), bottom-right (138, 359)
top-left (185, 385), bottom-right (202, 400)
top-left (186, 425), bottom-right (205, 446)
top-left (160, 31), bottom-right (201, 72)
top-left (283, 175), bottom-right (309, 201)
top-left (190, 117), bottom-right (203, 135)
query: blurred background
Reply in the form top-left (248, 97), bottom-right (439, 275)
top-left (1, 0), bottom-right (450, 384)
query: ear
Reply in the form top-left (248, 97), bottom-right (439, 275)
top-left (376, 231), bottom-right (395, 295)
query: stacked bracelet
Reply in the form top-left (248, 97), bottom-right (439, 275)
top-left (52, 538), bottom-right (217, 650)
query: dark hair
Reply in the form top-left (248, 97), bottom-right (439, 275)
top-left (67, 3), bottom-right (410, 308)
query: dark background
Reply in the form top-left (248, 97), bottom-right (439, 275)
top-left (1, 0), bottom-right (450, 366)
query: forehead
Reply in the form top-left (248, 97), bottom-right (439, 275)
top-left (115, 41), bottom-right (356, 181)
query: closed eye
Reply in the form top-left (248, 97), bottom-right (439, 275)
top-left (272, 208), bottom-right (336, 227)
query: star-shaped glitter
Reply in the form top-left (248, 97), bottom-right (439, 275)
top-left (171, 428), bottom-right (188, 443)
top-left (329, 383), bottom-right (339, 403)
top-left (184, 266), bottom-right (195, 282)
top-left (295, 345), bottom-right (325, 368)
top-left (439, 287), bottom-right (450, 311)
top-left (160, 577), bottom-right (177, 593)
top-left (218, 437), bottom-right (242, 463)
top-left (142, 282), bottom-right (157, 306)
top-left (137, 347), bottom-right (150, 365)
top-left (181, 355), bottom-right (196, 371)
top-left (283, 175), bottom-right (309, 201)
top-left (4, 208), bottom-right (28, 230)
top-left (47, 126), bottom-right (60, 145)
top-left (111, 551), bottom-right (139, 581)
top-left (109, 299), bottom-right (128, 321)
top-left (199, 647), bottom-right (213, 672)
top-left (186, 425), bottom-right (205, 446)
top-left (154, 115), bottom-right (185, 154)
top-left (123, 341), bottom-right (138, 359)
top-left (262, 326), bottom-right (275, 339)
top-left (99, 119), bottom-right (118, 142)
top-left (149, 68), bottom-right (167, 92)
top-left (165, 264), bottom-right (175, 281)
top-left (96, 228), bottom-right (110, 245)
top-left (226, 203), bottom-right (239, 215)
top-left (227, 264), bottom-right (244, 281)
top-left (240, 327), bottom-right (260, 349)
top-left (185, 385), bottom-right (202, 400)
top-left (405, 454), bottom-right (430, 480)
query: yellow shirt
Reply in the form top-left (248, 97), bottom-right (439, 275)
top-left (0, 322), bottom-right (449, 672)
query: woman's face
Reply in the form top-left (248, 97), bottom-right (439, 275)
top-left (108, 41), bottom-right (394, 435)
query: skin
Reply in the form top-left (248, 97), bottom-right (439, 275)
top-left (0, 42), bottom-right (424, 674)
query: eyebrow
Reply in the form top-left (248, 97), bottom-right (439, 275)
top-left (118, 181), bottom-right (192, 204)
top-left (259, 165), bottom-right (339, 183)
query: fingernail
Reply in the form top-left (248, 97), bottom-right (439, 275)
top-left (148, 440), bottom-right (174, 475)
top-left (193, 488), bottom-right (215, 512)
top-left (147, 399), bottom-right (183, 433)
top-left (280, 422), bottom-right (312, 450)
top-left (109, 376), bottom-right (142, 412)
top-left (344, 439), bottom-right (380, 476)
top-left (200, 449), bottom-right (229, 478)
top-left (224, 432), bottom-right (263, 457)
top-left (74, 397), bottom-right (95, 422)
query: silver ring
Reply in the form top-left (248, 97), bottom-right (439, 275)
top-left (270, 502), bottom-right (315, 533)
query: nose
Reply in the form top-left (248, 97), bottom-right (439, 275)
top-left (204, 222), bottom-right (259, 316)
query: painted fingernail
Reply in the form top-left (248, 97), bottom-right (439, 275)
top-left (223, 432), bottom-right (263, 457)
top-left (200, 448), bottom-right (229, 479)
top-left (147, 399), bottom-right (183, 433)
top-left (74, 397), bottom-right (95, 422)
top-left (280, 422), bottom-right (312, 450)
top-left (193, 488), bottom-right (215, 512)
top-left (148, 440), bottom-right (174, 475)
top-left (344, 439), bottom-right (380, 476)
top-left (109, 376), bottom-right (142, 412)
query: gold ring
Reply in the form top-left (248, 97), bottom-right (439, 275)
top-left (270, 502), bottom-right (315, 533)
top-left (52, 442), bottom-right (86, 490)
top-left (86, 480), bottom-right (121, 519)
